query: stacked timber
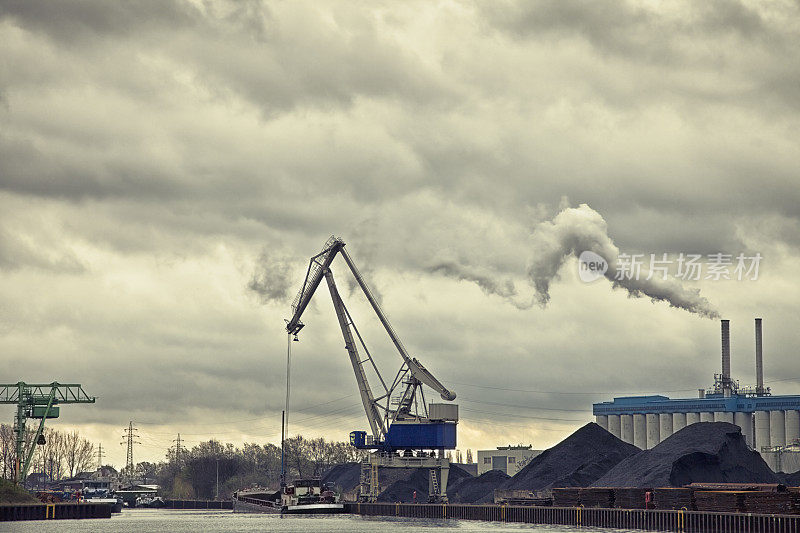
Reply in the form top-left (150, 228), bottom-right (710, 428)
top-left (501, 497), bottom-right (553, 506)
top-left (740, 492), bottom-right (800, 514)
top-left (694, 490), bottom-right (746, 512)
top-left (578, 488), bottom-right (614, 508)
top-left (493, 489), bottom-right (553, 506)
top-left (613, 487), bottom-right (652, 509)
top-left (686, 482), bottom-right (786, 492)
top-left (493, 489), bottom-right (533, 503)
top-left (552, 488), bottom-right (581, 507)
top-left (652, 487), bottom-right (695, 510)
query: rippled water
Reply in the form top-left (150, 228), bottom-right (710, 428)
top-left (0, 509), bottom-right (638, 533)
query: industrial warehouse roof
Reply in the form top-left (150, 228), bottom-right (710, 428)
top-left (593, 394), bottom-right (800, 416)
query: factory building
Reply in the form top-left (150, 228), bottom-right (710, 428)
top-left (593, 319), bottom-right (800, 470)
top-left (477, 445), bottom-right (543, 476)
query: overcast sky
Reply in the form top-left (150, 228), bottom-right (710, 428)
top-left (1, 0), bottom-right (799, 468)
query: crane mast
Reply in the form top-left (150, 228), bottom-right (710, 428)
top-left (323, 270), bottom-right (384, 439)
top-left (285, 236), bottom-right (458, 451)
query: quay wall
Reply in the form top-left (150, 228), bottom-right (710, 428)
top-left (346, 502), bottom-right (800, 533)
top-left (0, 502), bottom-right (112, 521)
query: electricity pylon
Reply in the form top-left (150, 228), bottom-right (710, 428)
top-left (121, 421), bottom-right (140, 483)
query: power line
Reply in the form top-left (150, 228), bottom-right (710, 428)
top-left (459, 406), bottom-right (584, 422)
top-left (459, 396), bottom-right (589, 413)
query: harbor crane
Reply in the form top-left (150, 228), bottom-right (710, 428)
top-left (286, 236), bottom-right (459, 502)
top-left (0, 382), bottom-right (95, 484)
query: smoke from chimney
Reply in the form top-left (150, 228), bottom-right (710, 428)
top-left (527, 204), bottom-right (720, 319)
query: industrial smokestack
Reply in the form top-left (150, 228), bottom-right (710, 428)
top-left (721, 319), bottom-right (731, 396)
top-left (755, 318), bottom-right (763, 394)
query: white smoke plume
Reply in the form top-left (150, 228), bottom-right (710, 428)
top-left (528, 204), bottom-right (720, 319)
top-left (248, 251), bottom-right (294, 304)
top-left (426, 260), bottom-right (530, 309)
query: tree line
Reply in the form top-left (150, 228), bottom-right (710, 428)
top-left (0, 424), bottom-right (96, 481)
top-left (149, 437), bottom-right (476, 500)
top-left (0, 422), bottom-right (476, 500)
top-left (147, 435), bottom-right (367, 500)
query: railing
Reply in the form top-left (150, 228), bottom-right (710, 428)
top-left (347, 502), bottom-right (800, 533)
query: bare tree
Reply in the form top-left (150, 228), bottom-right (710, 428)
top-left (37, 428), bottom-right (67, 481)
top-left (64, 431), bottom-right (95, 478)
top-left (0, 425), bottom-right (14, 479)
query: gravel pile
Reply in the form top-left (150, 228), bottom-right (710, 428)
top-left (593, 422), bottom-right (780, 488)
top-left (376, 464), bottom-right (472, 503)
top-left (779, 471), bottom-right (800, 487)
top-left (321, 462), bottom-right (362, 493)
top-left (447, 469), bottom-right (509, 503)
top-left (322, 461), bottom-right (473, 501)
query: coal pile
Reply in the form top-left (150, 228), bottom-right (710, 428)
top-left (653, 487), bottom-right (694, 510)
top-left (321, 462), bottom-right (362, 493)
top-left (447, 469), bottom-right (509, 503)
top-left (780, 471), bottom-right (800, 487)
top-left (376, 464), bottom-right (472, 503)
top-left (613, 487), bottom-right (652, 509)
top-left (593, 422), bottom-right (780, 488)
top-left (494, 423), bottom-right (639, 499)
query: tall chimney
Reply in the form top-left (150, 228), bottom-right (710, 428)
top-left (721, 319), bottom-right (731, 395)
top-left (755, 318), bottom-right (763, 394)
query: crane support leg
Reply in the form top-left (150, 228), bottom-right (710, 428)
top-left (430, 462), bottom-right (449, 503)
top-left (20, 390), bottom-right (56, 482)
top-left (324, 270), bottom-right (383, 440)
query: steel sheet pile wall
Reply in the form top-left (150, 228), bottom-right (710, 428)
top-left (347, 502), bottom-right (800, 532)
top-left (0, 502), bottom-right (112, 521)
top-left (163, 499), bottom-right (233, 509)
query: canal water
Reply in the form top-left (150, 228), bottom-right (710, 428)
top-left (0, 509), bottom-right (638, 532)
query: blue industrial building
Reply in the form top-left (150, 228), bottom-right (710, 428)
top-left (592, 319), bottom-right (800, 455)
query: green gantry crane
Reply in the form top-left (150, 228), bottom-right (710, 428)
top-left (0, 382), bottom-right (95, 484)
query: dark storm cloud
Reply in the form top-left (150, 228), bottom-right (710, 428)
top-left (1, 0), bottom-right (799, 461)
top-left (0, 0), bottom-right (199, 43)
top-left (479, 0), bottom-right (655, 58)
top-left (0, 135), bottom-right (186, 201)
top-left (2, 0), bottom-right (454, 119)
top-left (479, 0), bottom-right (800, 114)
top-left (480, 0), bottom-right (774, 61)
